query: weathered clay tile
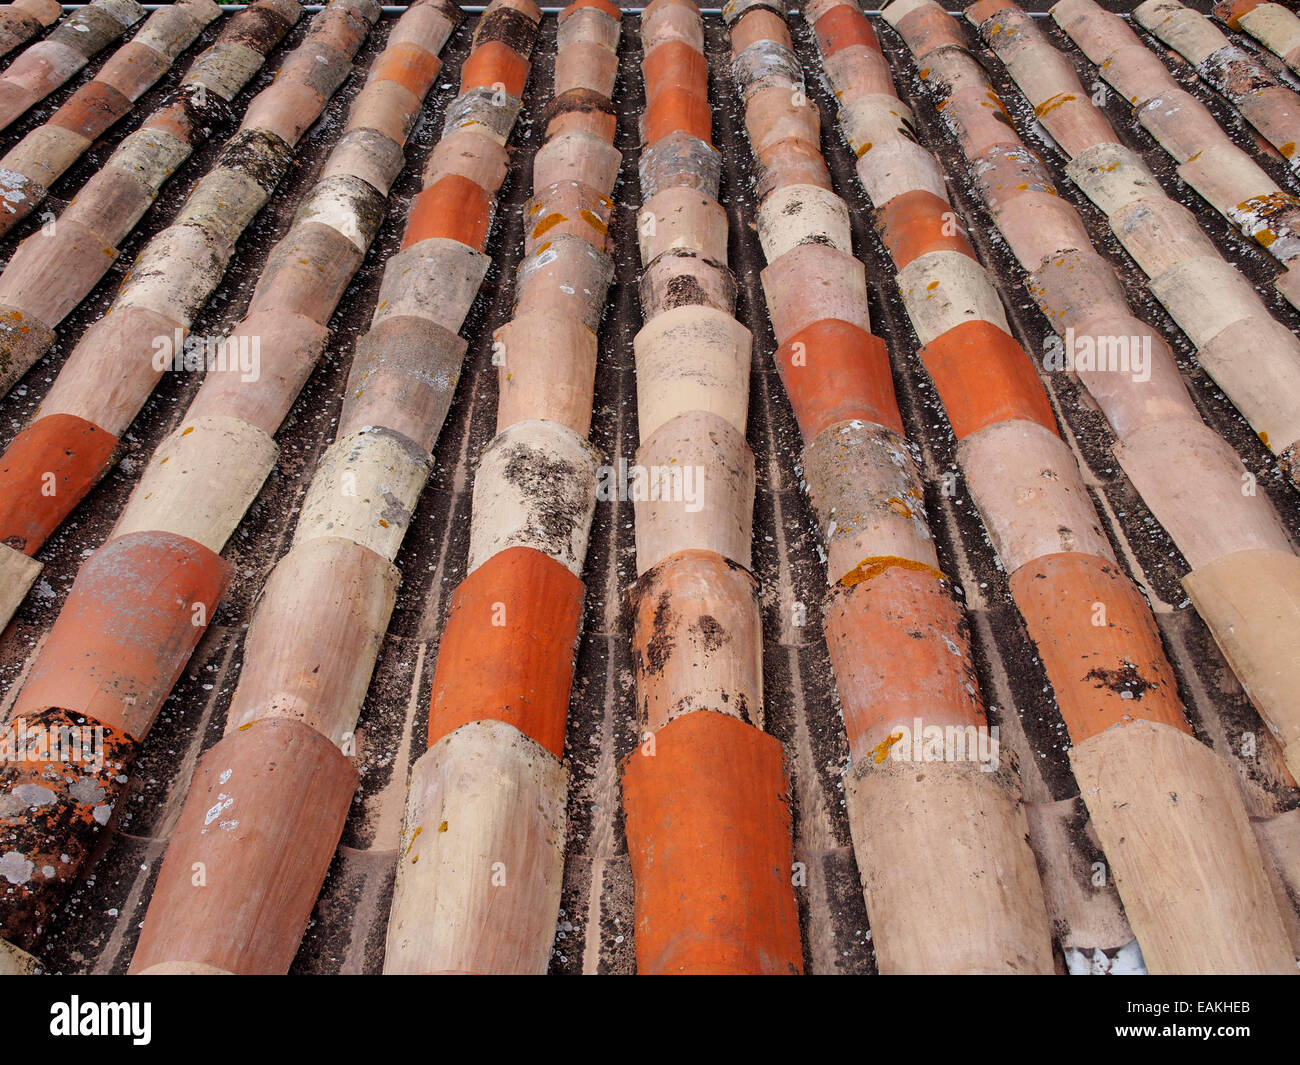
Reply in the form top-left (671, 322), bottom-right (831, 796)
top-left (633, 304), bottom-right (750, 438)
top-left (0, 706), bottom-right (136, 952)
top-left (461, 38), bottom-right (531, 97)
top-left (774, 318), bottom-right (902, 441)
top-left (533, 128), bottom-right (621, 191)
top-left (513, 233), bottom-right (614, 330)
top-left (442, 85), bottom-right (523, 144)
top-left (385, 722), bottom-right (567, 974)
top-left (638, 247), bottom-right (737, 320)
top-left (544, 86), bottom-right (617, 142)
top-left (760, 241), bottom-right (870, 343)
top-left (188, 311), bottom-right (330, 436)
top-left (896, 248), bottom-right (1008, 344)
top-left (1234, 2), bottom-right (1300, 76)
top-left (919, 320), bottom-right (1056, 441)
top-left (10, 530), bottom-right (231, 740)
top-left (813, 2), bottom-right (878, 55)
top-left (0, 414), bottom-right (117, 555)
top-left (494, 310), bottom-right (598, 436)
top-left (855, 137), bottom-right (948, 207)
top-left (294, 427), bottom-right (433, 563)
top-left (128, 719), bottom-right (358, 974)
top-left (36, 305), bottom-right (184, 435)
top-left (341, 317), bottom-right (468, 452)
top-left (825, 564), bottom-right (978, 759)
top-left (846, 754), bottom-right (1055, 973)
top-left (373, 237), bottom-right (492, 332)
top-left (1064, 312), bottom-right (1196, 439)
top-left (523, 178), bottom-right (612, 254)
top-left (960, 419), bottom-right (1115, 573)
top-left (645, 84), bottom-right (712, 145)
top-left (641, 0), bottom-right (705, 55)
top-left (730, 38), bottom-right (801, 100)
top-left (638, 128), bottom-right (721, 199)
top-left (839, 93), bottom-right (917, 159)
top-left (622, 711), bottom-right (801, 975)
top-left (1194, 315), bottom-right (1300, 460)
top-left (554, 39), bottom-right (618, 97)
top-left (0, 0), bottom-right (144, 131)
top-left (1107, 194), bottom-right (1220, 278)
top-left (1069, 719), bottom-right (1296, 974)
top-left (630, 549), bottom-right (764, 733)
top-left (0, 220), bottom-right (118, 327)
top-left (637, 184), bottom-right (728, 262)
top-left (802, 418), bottom-right (939, 583)
top-left (428, 548), bottom-right (584, 758)
top-left (1114, 419), bottom-right (1294, 568)
top-left (822, 45), bottom-right (896, 103)
top-left (756, 182), bottom-right (851, 260)
top-left (887, 0), bottom-right (969, 58)
top-left (1027, 248), bottom-right (1130, 330)
top-left (754, 135), bottom-right (833, 196)
top-left (634, 410), bottom-right (756, 575)
top-left (467, 419), bottom-right (600, 577)
top-left (744, 84), bottom-right (819, 156)
top-left (1183, 548), bottom-right (1300, 781)
top-left (1009, 549), bottom-right (1184, 741)
top-left (325, 127), bottom-right (409, 191)
top-left (557, 4), bottom-right (620, 51)
top-left (0, 0), bottom-right (60, 62)
top-left (0, 0), bottom-right (461, 967)
top-left (877, 187), bottom-right (975, 269)
top-left (226, 537), bottom-right (400, 745)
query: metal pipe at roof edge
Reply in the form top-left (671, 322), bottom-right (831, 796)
top-left (52, 5), bottom-right (1065, 16)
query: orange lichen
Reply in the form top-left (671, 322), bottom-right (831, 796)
top-left (840, 555), bottom-right (947, 588)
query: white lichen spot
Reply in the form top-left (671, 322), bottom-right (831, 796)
top-left (0, 850), bottom-right (34, 885)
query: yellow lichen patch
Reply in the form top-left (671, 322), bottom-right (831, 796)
top-left (1281, 142), bottom-right (1296, 158)
top-left (926, 279), bottom-right (940, 291)
top-left (1259, 430), bottom-right (1270, 448)
top-left (885, 496), bottom-right (913, 518)
top-left (855, 141), bottom-right (873, 158)
top-left (579, 208), bottom-right (608, 235)
top-left (531, 213), bottom-right (568, 239)
top-left (439, 820), bottom-right (449, 833)
top-left (1035, 93), bottom-right (1075, 118)
top-left (405, 824), bottom-right (422, 856)
top-left (181, 426), bottom-right (194, 436)
top-left (1257, 228), bottom-right (1276, 247)
top-left (839, 555), bottom-right (948, 588)
top-left (871, 731), bottom-right (905, 764)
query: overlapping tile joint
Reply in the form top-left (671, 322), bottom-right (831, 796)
top-left (0, 0), bottom-right (1297, 975)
